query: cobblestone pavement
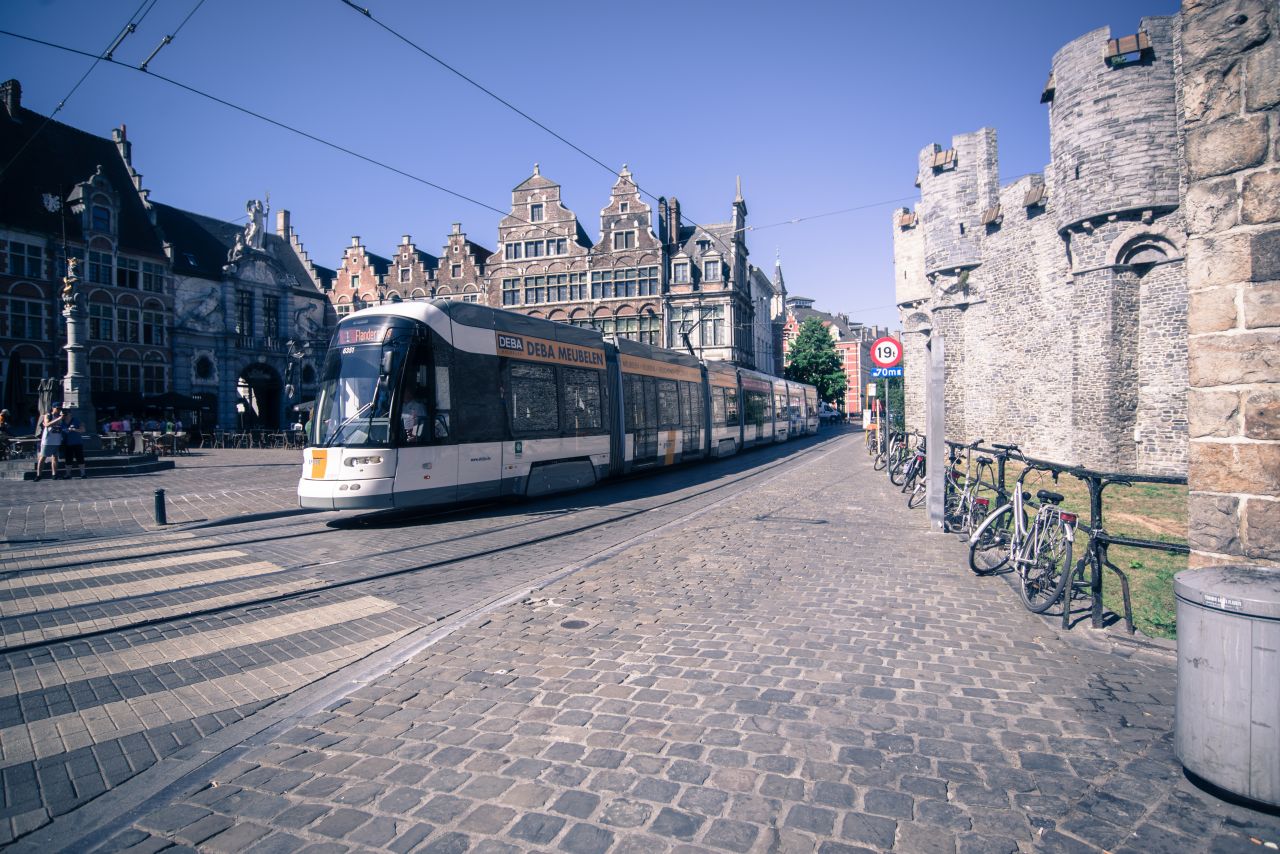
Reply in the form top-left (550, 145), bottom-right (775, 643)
top-left (0, 450), bottom-right (307, 543)
top-left (5, 433), bottom-right (1279, 853)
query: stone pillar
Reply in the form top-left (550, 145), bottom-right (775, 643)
top-left (926, 334), bottom-right (947, 530)
top-left (60, 261), bottom-right (99, 449)
top-left (1182, 0), bottom-right (1280, 567)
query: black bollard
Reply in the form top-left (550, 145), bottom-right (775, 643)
top-left (154, 489), bottom-right (167, 525)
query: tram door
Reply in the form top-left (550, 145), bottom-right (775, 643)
top-left (679, 382), bottom-right (699, 459)
top-left (629, 374), bottom-right (659, 466)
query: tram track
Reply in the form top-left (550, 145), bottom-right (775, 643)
top-left (0, 434), bottom-right (844, 658)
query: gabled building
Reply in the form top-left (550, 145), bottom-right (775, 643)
top-left (433, 224), bottom-right (489, 302)
top-left (585, 166), bottom-right (662, 344)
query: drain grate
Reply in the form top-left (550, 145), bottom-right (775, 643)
top-left (560, 619), bottom-right (589, 630)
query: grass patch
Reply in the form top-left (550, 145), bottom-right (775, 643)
top-left (971, 461), bottom-right (1186, 639)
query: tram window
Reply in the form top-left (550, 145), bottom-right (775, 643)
top-left (724, 388), bottom-right (739, 425)
top-left (744, 390), bottom-right (767, 426)
top-left (624, 374), bottom-right (652, 431)
top-left (509, 361), bottom-right (559, 435)
top-left (562, 368), bottom-right (603, 433)
top-left (452, 352), bottom-right (504, 443)
top-left (657, 380), bottom-right (679, 429)
top-left (712, 387), bottom-right (726, 425)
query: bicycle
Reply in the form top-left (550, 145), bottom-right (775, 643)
top-left (874, 428), bottom-right (902, 471)
top-left (967, 450), bottom-right (1077, 613)
top-left (901, 437), bottom-right (927, 505)
top-left (888, 432), bottom-right (919, 486)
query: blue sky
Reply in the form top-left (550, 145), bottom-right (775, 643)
top-left (3, 0), bottom-right (1178, 329)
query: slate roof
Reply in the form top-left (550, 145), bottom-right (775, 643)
top-left (0, 96), bottom-right (165, 258)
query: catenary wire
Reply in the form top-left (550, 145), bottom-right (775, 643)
top-left (0, 1), bottom-right (152, 180)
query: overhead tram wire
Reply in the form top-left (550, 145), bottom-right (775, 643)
top-left (0, 0), bottom-right (153, 180)
top-left (0, 29), bottom-right (570, 243)
top-left (140, 0), bottom-right (209, 71)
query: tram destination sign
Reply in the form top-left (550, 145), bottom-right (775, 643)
top-left (871, 367), bottom-right (903, 378)
top-left (495, 332), bottom-right (605, 369)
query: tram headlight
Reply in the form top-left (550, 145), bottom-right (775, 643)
top-left (344, 455), bottom-right (384, 466)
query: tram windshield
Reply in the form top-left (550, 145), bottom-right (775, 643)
top-left (312, 316), bottom-right (416, 447)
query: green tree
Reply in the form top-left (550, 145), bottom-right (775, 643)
top-left (784, 317), bottom-right (847, 403)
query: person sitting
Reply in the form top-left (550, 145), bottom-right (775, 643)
top-left (401, 391), bottom-right (428, 445)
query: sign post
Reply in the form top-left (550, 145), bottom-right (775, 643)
top-left (869, 338), bottom-right (902, 455)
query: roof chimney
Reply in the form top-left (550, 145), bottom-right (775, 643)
top-left (401, 234), bottom-right (411, 245)
top-left (2, 79), bottom-right (21, 120)
top-left (451, 223), bottom-right (462, 235)
top-left (276, 209), bottom-right (290, 237)
top-left (112, 125), bottom-right (132, 166)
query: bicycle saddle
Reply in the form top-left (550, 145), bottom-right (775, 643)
top-left (1037, 489), bottom-right (1065, 505)
top-left (976, 456), bottom-right (993, 465)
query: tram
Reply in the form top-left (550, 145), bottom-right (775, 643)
top-left (298, 301), bottom-right (821, 510)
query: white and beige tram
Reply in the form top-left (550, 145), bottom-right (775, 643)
top-left (299, 301), bottom-right (822, 510)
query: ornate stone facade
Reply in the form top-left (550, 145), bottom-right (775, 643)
top-left (894, 15), bottom-right (1189, 476)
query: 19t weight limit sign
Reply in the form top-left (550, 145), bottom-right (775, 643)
top-left (870, 337), bottom-right (902, 369)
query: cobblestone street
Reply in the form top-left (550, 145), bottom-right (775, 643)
top-left (2, 432), bottom-right (1275, 853)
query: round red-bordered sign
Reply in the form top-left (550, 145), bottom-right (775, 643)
top-left (870, 336), bottom-right (902, 369)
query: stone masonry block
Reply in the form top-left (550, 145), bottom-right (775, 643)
top-left (1187, 233), bottom-right (1254, 287)
top-left (1242, 167), bottom-right (1280, 224)
top-left (1184, 63), bottom-right (1243, 125)
top-left (1245, 38), bottom-right (1280, 111)
top-left (1188, 492), bottom-right (1242, 554)
top-left (1185, 177), bottom-right (1241, 234)
top-left (1244, 280), bottom-right (1280, 327)
top-left (1189, 286), bottom-right (1240, 334)
top-left (1189, 388), bottom-right (1242, 438)
top-left (1244, 389), bottom-right (1280, 439)
top-left (1252, 228), bottom-right (1280, 281)
top-left (1189, 440), bottom-right (1280, 494)
top-left (1243, 498), bottom-right (1280, 561)
top-left (1189, 331), bottom-right (1280, 385)
top-left (1181, 0), bottom-right (1272, 67)
top-left (1186, 114), bottom-right (1269, 181)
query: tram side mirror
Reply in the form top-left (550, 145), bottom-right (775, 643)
top-left (380, 349), bottom-right (394, 377)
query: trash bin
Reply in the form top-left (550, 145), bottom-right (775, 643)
top-left (1174, 565), bottom-right (1280, 807)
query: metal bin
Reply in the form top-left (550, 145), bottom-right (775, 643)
top-left (1174, 565), bottom-right (1280, 807)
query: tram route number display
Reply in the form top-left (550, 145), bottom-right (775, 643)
top-left (495, 331), bottom-right (605, 369)
top-left (870, 336), bottom-right (903, 369)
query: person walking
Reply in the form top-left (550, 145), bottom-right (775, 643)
top-left (62, 414), bottom-right (87, 479)
top-left (34, 403), bottom-right (65, 481)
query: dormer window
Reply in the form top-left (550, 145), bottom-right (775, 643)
top-left (672, 262), bottom-right (689, 284)
top-left (530, 203), bottom-right (544, 222)
top-left (613, 230), bottom-right (635, 250)
top-left (91, 205), bottom-right (111, 232)
top-left (697, 240), bottom-right (710, 254)
top-left (704, 261), bottom-right (720, 281)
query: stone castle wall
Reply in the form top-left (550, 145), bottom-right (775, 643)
top-left (894, 14), bottom-right (1188, 475)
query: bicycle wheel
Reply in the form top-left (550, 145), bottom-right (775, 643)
top-left (908, 479), bottom-right (927, 509)
top-left (873, 448), bottom-right (888, 471)
top-left (901, 460), bottom-right (919, 493)
top-left (943, 491), bottom-right (964, 531)
top-left (1019, 517), bottom-right (1073, 613)
top-left (888, 452), bottom-right (909, 486)
top-left (969, 505), bottom-right (1015, 574)
top-left (964, 495), bottom-right (989, 535)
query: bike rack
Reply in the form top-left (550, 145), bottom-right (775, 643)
top-left (961, 442), bottom-right (1189, 634)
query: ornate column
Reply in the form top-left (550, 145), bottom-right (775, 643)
top-left (60, 258), bottom-right (100, 449)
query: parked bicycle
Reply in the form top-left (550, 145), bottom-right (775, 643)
top-left (967, 446), bottom-right (1078, 613)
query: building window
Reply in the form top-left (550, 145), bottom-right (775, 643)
top-left (697, 240), bottom-right (710, 254)
top-left (530, 203), bottom-right (544, 222)
top-left (118, 362), bottom-right (141, 393)
top-left (143, 308), bottom-right (165, 346)
top-left (143, 363), bottom-right (165, 395)
top-left (451, 264), bottom-right (461, 278)
top-left (350, 273), bottom-right (360, 291)
top-left (88, 250), bottom-right (112, 285)
top-left (91, 205), bottom-right (112, 232)
top-left (5, 297), bottom-right (45, 339)
top-left (117, 305), bottom-right (141, 343)
top-left (672, 262), bottom-right (689, 283)
top-left (639, 312), bottom-right (659, 346)
top-left (116, 257), bottom-right (140, 288)
top-left (263, 295), bottom-right (280, 339)
top-left (704, 260), bottom-right (720, 281)
top-left (399, 267), bottom-right (410, 283)
top-left (142, 261), bottom-right (165, 293)
top-left (90, 302), bottom-right (114, 340)
top-left (505, 242), bottom-right (522, 260)
top-left (235, 291), bottom-right (253, 336)
top-left (336, 302), bottom-right (353, 318)
top-left (706, 305), bottom-right (726, 346)
top-left (524, 240), bottom-right (544, 258)
top-left (620, 202), bottom-right (629, 213)
top-left (91, 361), bottom-right (114, 393)
top-left (5, 241), bottom-right (43, 278)
top-left (462, 293), bottom-right (479, 303)
top-left (501, 277), bottom-right (520, 306)
top-left (613, 230), bottom-right (635, 250)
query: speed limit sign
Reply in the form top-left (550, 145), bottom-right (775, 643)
top-left (870, 336), bottom-right (902, 369)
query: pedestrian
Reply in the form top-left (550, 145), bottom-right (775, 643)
top-left (62, 414), bottom-right (87, 479)
top-left (34, 403), bottom-right (65, 481)
top-left (0, 409), bottom-right (11, 460)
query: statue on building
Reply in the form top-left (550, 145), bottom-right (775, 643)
top-left (245, 199), bottom-right (265, 251)
top-left (177, 284), bottom-right (223, 332)
top-left (293, 301), bottom-right (322, 339)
